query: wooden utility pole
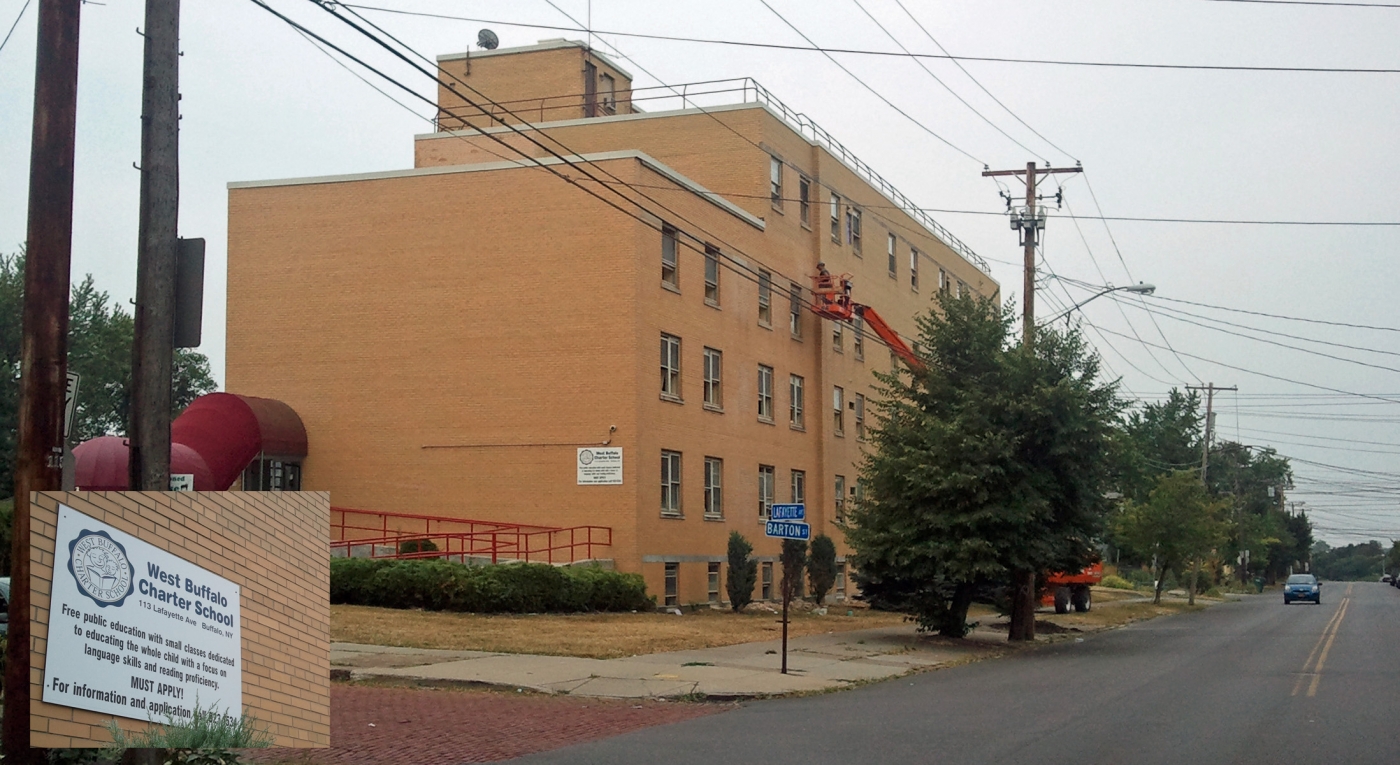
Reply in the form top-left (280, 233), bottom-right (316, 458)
top-left (128, 0), bottom-right (181, 493)
top-left (981, 161), bottom-right (1081, 643)
top-left (1187, 382), bottom-right (1236, 484)
top-left (7, 1), bottom-right (83, 761)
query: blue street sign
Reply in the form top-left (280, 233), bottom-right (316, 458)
top-left (765, 520), bottom-right (811, 540)
top-left (770, 503), bottom-right (805, 521)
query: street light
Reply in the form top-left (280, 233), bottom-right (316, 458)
top-left (1043, 282), bottom-right (1156, 324)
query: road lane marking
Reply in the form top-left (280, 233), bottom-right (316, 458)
top-left (1292, 596), bottom-right (1350, 697)
top-left (1346, 583), bottom-right (1354, 597)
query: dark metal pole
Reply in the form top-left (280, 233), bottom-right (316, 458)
top-left (7, 1), bottom-right (82, 760)
top-left (128, 0), bottom-right (181, 493)
top-left (780, 588), bottom-right (789, 674)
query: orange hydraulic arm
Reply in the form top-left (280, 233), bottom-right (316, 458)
top-left (811, 271), bottom-right (923, 372)
top-left (855, 305), bottom-right (924, 372)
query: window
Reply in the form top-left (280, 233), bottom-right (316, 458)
top-left (836, 562), bottom-right (847, 601)
top-left (703, 347), bottom-right (722, 409)
top-left (957, 280), bottom-right (965, 298)
top-left (704, 246), bottom-right (720, 306)
top-left (855, 393), bottom-right (866, 440)
top-left (846, 207), bottom-right (862, 254)
top-left (665, 563), bottom-right (679, 606)
top-left (661, 450), bottom-right (682, 516)
top-left (704, 457), bottom-right (723, 519)
top-left (600, 72), bottom-right (617, 114)
top-left (940, 268), bottom-right (949, 293)
top-left (791, 469), bottom-right (806, 505)
top-left (761, 561), bottom-right (774, 600)
top-left (757, 365), bottom-right (774, 421)
top-left (834, 475), bottom-right (846, 520)
top-left (833, 322), bottom-right (844, 353)
top-left (887, 233), bottom-right (897, 278)
top-left (758, 270), bottom-right (773, 326)
top-left (855, 479), bottom-right (865, 504)
top-left (853, 317), bottom-right (864, 360)
top-left (758, 464), bottom-right (775, 519)
top-left (911, 248), bottom-right (920, 290)
top-left (661, 226), bottom-right (679, 289)
top-left (789, 374), bottom-right (805, 429)
top-left (770, 156), bottom-right (784, 210)
top-left (830, 194), bottom-right (841, 242)
top-left (789, 283), bottom-right (803, 338)
top-left (833, 386), bottom-right (845, 436)
top-left (799, 176), bottom-right (811, 227)
top-left (660, 334), bottom-right (681, 400)
top-left (708, 562), bottom-right (721, 603)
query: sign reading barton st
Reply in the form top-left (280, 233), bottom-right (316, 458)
top-left (44, 504), bottom-right (242, 722)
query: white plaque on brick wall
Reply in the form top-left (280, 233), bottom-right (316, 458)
top-left (577, 447), bottom-right (623, 485)
top-left (44, 504), bottom-right (242, 722)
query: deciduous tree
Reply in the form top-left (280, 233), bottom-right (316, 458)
top-left (1114, 471), bottom-right (1228, 604)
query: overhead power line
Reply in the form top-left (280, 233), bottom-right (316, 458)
top-left (342, 4), bottom-right (1400, 74)
top-left (1142, 294), bottom-right (1400, 333)
top-left (0, 0), bottom-right (32, 57)
top-left (1205, 0), bottom-right (1400, 8)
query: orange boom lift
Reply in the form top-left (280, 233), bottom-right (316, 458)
top-left (810, 271), bottom-right (924, 372)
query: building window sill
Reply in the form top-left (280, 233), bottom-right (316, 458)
top-left (660, 394), bottom-right (684, 405)
top-left (704, 514), bottom-right (725, 522)
top-left (790, 424), bottom-right (805, 432)
top-left (661, 512), bottom-right (684, 520)
top-left (758, 416), bottom-right (775, 426)
top-left (705, 298), bottom-right (721, 309)
top-left (703, 403), bottom-right (724, 414)
top-left (834, 431), bottom-right (845, 438)
top-left (661, 282), bottom-right (681, 295)
top-left (758, 321), bottom-right (773, 330)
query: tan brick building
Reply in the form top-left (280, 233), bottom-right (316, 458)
top-left (226, 39), bottom-right (997, 605)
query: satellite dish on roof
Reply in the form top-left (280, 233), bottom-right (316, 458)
top-left (477, 29), bottom-right (499, 50)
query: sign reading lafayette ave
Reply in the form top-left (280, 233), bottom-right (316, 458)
top-left (769, 503), bottom-right (805, 521)
top-left (577, 447), bottom-right (623, 485)
top-left (44, 504), bottom-right (242, 722)
top-left (765, 520), bottom-right (811, 541)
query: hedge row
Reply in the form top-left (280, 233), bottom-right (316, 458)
top-left (330, 557), bottom-right (655, 613)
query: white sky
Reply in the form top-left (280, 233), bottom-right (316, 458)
top-left (3, 0), bottom-right (1398, 544)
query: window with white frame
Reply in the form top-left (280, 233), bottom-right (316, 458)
top-left (761, 561), bottom-right (773, 599)
top-left (855, 393), bottom-right (866, 440)
top-left (791, 469), bottom-right (805, 505)
top-left (836, 562), bottom-right (847, 600)
top-left (758, 364), bottom-right (774, 422)
top-left (664, 562), bottom-right (679, 606)
top-left (834, 475), bottom-right (846, 520)
top-left (853, 317), bottom-right (864, 360)
top-left (770, 156), bottom-right (784, 210)
top-left (846, 207), bottom-right (862, 253)
top-left (887, 233), bottom-right (897, 278)
top-left (661, 450), bottom-right (682, 517)
top-left (789, 374), bottom-right (805, 429)
top-left (600, 72), bottom-right (617, 113)
top-left (661, 334), bottom-right (681, 400)
top-left (703, 347), bottom-right (722, 409)
top-left (704, 246), bottom-right (720, 306)
top-left (704, 457), bottom-right (723, 519)
top-left (830, 194), bottom-right (841, 242)
top-left (833, 322), bottom-right (844, 353)
top-left (799, 176), bottom-right (811, 227)
top-left (661, 226), bottom-right (679, 289)
top-left (833, 386), bottom-right (845, 436)
top-left (911, 248), bottom-right (920, 290)
top-left (789, 283), bottom-right (802, 338)
top-left (708, 562), bottom-right (721, 603)
top-left (758, 464), bottom-right (775, 519)
top-left (758, 269), bottom-right (773, 326)
top-left (940, 268), bottom-right (949, 293)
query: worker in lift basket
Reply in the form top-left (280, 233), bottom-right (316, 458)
top-left (817, 261), bottom-right (830, 278)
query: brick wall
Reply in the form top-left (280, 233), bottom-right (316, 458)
top-left (28, 491), bottom-right (330, 748)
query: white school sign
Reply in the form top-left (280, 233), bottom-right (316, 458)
top-left (44, 504), bottom-right (242, 722)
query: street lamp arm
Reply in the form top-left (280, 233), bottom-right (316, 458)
top-left (1042, 282), bottom-right (1156, 325)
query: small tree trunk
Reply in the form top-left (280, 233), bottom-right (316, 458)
top-left (1187, 558), bottom-right (1199, 606)
top-left (941, 582), bottom-right (976, 638)
top-left (1007, 569), bottom-right (1037, 642)
top-left (1153, 558), bottom-right (1169, 605)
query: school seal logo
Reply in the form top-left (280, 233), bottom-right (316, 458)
top-left (579, 449), bottom-right (595, 466)
top-left (67, 530), bottom-right (134, 608)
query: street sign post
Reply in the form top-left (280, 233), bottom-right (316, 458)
top-left (765, 520), bottom-right (810, 540)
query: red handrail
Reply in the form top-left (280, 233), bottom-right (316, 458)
top-left (329, 506), bottom-right (612, 565)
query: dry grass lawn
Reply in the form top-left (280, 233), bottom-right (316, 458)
top-left (332, 604), bottom-right (911, 659)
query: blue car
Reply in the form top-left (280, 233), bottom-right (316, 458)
top-left (1283, 573), bottom-right (1321, 605)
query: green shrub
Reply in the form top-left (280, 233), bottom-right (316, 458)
top-left (330, 557), bottom-right (653, 613)
top-left (1100, 574), bottom-right (1135, 590)
top-left (397, 538), bottom-right (439, 555)
top-left (104, 703), bottom-right (273, 753)
top-left (808, 534), bottom-right (837, 605)
top-left (1123, 567), bottom-right (1155, 587)
top-left (725, 531), bottom-right (757, 612)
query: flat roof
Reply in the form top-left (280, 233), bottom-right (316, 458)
top-left (227, 149), bottom-right (764, 231)
top-left (436, 38), bottom-right (633, 81)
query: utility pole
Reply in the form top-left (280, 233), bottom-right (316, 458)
top-left (982, 161), bottom-right (1082, 344)
top-left (7, 1), bottom-right (83, 762)
top-left (981, 161), bottom-right (1081, 643)
top-left (128, 0), bottom-right (181, 493)
top-left (1187, 382), bottom-right (1236, 484)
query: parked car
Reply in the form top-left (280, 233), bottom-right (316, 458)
top-left (1383, 574), bottom-right (1393, 584)
top-left (1284, 573), bottom-right (1321, 605)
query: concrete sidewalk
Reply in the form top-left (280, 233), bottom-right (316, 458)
top-left (332, 624), bottom-right (1009, 700)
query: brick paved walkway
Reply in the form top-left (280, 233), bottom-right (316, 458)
top-left (248, 684), bottom-right (727, 764)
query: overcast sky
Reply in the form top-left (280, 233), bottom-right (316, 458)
top-left (3, 0), bottom-right (1398, 544)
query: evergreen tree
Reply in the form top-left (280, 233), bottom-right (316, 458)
top-left (780, 538), bottom-right (807, 604)
top-left (725, 531), bottom-right (757, 612)
top-left (807, 534), bottom-right (837, 606)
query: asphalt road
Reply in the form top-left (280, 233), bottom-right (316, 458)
top-left (511, 582), bottom-right (1400, 764)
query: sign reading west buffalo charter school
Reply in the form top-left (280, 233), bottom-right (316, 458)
top-left (577, 447), bottom-right (623, 485)
top-left (44, 504), bottom-right (242, 722)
